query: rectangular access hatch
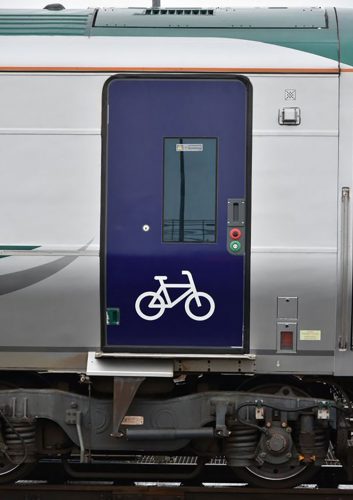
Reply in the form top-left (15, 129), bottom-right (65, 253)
top-left (94, 7), bottom-right (327, 30)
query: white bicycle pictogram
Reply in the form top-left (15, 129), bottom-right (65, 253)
top-left (135, 270), bottom-right (215, 321)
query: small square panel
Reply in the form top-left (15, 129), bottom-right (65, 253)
top-left (285, 89), bottom-right (296, 100)
top-left (277, 297), bottom-right (298, 319)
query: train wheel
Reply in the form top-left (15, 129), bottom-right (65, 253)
top-left (234, 460), bottom-right (318, 489)
top-left (230, 376), bottom-right (326, 488)
top-left (0, 460), bottom-right (35, 484)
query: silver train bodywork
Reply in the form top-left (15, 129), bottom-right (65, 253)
top-left (0, 5), bottom-right (352, 487)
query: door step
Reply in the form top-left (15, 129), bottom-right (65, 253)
top-left (87, 351), bottom-right (256, 377)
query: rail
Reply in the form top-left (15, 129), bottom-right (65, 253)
top-left (1, 483), bottom-right (353, 500)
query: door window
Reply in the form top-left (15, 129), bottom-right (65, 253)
top-left (163, 137), bottom-right (217, 243)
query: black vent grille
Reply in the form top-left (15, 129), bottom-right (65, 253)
top-left (144, 9), bottom-right (214, 16)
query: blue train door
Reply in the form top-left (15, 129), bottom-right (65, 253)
top-left (102, 74), bottom-right (251, 352)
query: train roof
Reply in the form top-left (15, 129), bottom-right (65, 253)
top-left (0, 7), bottom-right (352, 70)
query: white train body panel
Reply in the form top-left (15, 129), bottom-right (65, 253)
top-left (0, 7), bottom-right (350, 376)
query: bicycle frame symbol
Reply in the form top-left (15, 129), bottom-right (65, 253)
top-left (135, 270), bottom-right (215, 321)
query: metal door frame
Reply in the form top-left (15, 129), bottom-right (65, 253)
top-left (100, 72), bottom-right (253, 353)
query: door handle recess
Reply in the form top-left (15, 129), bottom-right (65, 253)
top-left (227, 199), bottom-right (245, 226)
top-left (339, 187), bottom-right (350, 350)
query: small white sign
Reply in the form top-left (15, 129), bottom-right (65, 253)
top-left (176, 144), bottom-right (203, 152)
top-left (300, 330), bottom-right (321, 341)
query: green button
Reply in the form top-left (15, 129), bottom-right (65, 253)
top-left (229, 240), bottom-right (241, 253)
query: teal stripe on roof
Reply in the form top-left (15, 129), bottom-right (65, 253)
top-left (0, 7), bottom-right (340, 64)
top-left (336, 9), bottom-right (353, 67)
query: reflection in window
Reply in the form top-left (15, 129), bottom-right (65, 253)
top-left (163, 138), bottom-right (217, 243)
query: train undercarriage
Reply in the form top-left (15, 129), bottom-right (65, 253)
top-left (0, 373), bottom-right (351, 488)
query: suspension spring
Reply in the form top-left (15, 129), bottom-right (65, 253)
top-left (314, 428), bottom-right (329, 459)
top-left (225, 425), bottom-right (258, 467)
top-left (293, 423), bottom-right (329, 462)
top-left (4, 421), bottom-right (36, 460)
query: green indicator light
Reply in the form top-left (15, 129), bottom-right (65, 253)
top-left (229, 240), bottom-right (241, 253)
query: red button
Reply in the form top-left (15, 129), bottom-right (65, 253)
top-left (230, 228), bottom-right (242, 240)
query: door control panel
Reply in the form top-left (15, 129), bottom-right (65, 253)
top-left (227, 198), bottom-right (245, 255)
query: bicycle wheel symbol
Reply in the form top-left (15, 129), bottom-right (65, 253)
top-left (135, 292), bottom-right (165, 321)
top-left (185, 292), bottom-right (215, 321)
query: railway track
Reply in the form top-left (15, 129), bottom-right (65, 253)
top-left (1, 483), bottom-right (353, 500)
top-left (1, 456), bottom-right (352, 499)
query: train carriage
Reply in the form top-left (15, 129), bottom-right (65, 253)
top-left (0, 4), bottom-right (353, 487)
